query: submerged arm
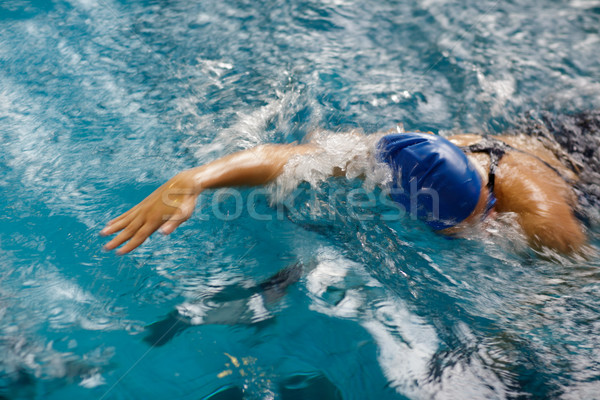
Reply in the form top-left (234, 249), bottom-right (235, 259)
top-left (101, 143), bottom-right (318, 254)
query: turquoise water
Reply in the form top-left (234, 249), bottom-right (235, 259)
top-left (1, 0), bottom-right (600, 399)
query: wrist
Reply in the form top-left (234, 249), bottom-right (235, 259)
top-left (177, 168), bottom-right (205, 195)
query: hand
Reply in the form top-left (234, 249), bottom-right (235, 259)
top-left (101, 170), bottom-right (201, 254)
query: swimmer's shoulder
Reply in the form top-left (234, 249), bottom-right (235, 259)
top-left (496, 134), bottom-right (578, 182)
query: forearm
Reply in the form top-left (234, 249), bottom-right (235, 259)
top-left (101, 143), bottom-right (320, 254)
top-left (186, 143), bottom-right (319, 192)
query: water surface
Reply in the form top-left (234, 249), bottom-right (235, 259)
top-left (1, 0), bottom-right (600, 399)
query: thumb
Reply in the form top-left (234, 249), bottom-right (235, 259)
top-left (160, 198), bottom-right (197, 235)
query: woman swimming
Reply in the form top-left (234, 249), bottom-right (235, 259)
top-left (100, 129), bottom-right (586, 254)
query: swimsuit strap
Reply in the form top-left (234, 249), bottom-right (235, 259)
top-left (460, 136), bottom-right (577, 219)
top-left (460, 138), bottom-right (507, 219)
top-left (460, 136), bottom-right (577, 191)
top-left (460, 137), bottom-right (510, 193)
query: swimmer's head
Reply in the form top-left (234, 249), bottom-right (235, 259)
top-left (378, 132), bottom-right (482, 230)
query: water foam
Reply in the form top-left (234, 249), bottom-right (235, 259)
top-left (271, 130), bottom-right (392, 203)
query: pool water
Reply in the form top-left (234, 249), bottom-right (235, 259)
top-left (1, 0), bottom-right (600, 399)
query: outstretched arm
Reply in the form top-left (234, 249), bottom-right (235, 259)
top-left (101, 143), bottom-right (318, 254)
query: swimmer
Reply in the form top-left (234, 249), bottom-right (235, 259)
top-left (100, 129), bottom-right (587, 254)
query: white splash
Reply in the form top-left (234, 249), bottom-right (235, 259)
top-left (271, 130), bottom-right (392, 203)
top-left (79, 372), bottom-right (106, 388)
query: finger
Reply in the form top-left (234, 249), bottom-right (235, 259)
top-left (107, 204), bottom-right (141, 226)
top-left (104, 217), bottom-right (144, 251)
top-left (159, 218), bottom-right (185, 235)
top-left (158, 199), bottom-right (195, 235)
top-left (116, 224), bottom-right (155, 254)
top-left (160, 200), bottom-right (196, 235)
top-left (101, 211), bottom-right (138, 236)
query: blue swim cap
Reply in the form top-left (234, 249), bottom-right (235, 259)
top-left (378, 132), bottom-right (482, 230)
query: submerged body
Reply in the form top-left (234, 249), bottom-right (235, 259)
top-left (101, 130), bottom-right (586, 254)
